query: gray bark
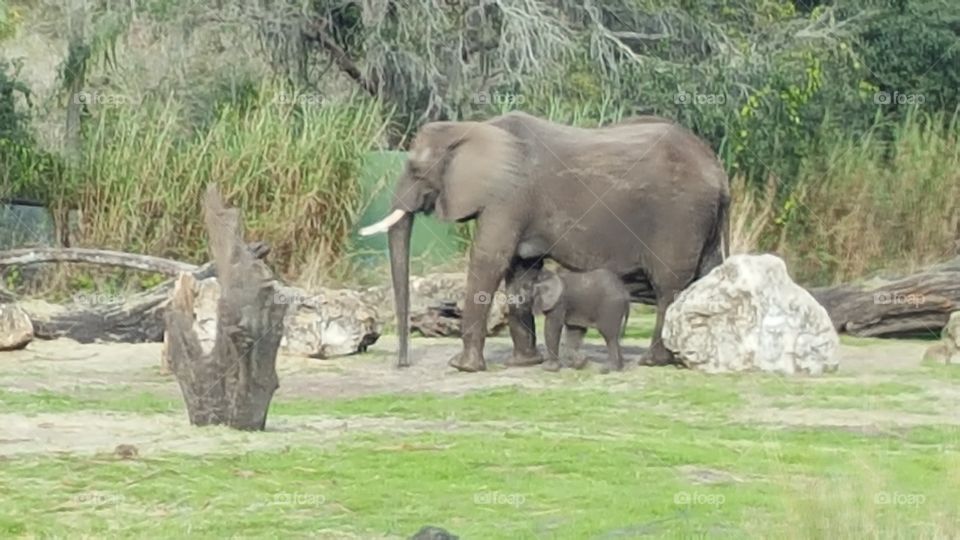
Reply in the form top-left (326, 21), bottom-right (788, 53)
top-left (6, 243), bottom-right (269, 343)
top-left (164, 184), bottom-right (284, 430)
top-left (809, 257), bottom-right (960, 338)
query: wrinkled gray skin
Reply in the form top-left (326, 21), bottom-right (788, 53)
top-left (532, 268), bottom-right (631, 374)
top-left (365, 111), bottom-right (729, 371)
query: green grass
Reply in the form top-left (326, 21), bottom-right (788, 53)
top-left (3, 344), bottom-right (960, 538)
top-left (920, 362), bottom-right (960, 381)
top-left (1, 387), bottom-right (958, 538)
top-left (0, 368), bottom-right (942, 421)
top-left (754, 381), bottom-right (923, 399)
top-left (0, 388), bottom-right (180, 415)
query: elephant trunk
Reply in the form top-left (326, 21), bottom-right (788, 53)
top-left (388, 211), bottom-right (413, 367)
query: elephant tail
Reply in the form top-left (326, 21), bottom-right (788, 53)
top-left (696, 190), bottom-right (730, 279)
top-left (721, 195), bottom-right (730, 260)
top-left (620, 306), bottom-right (630, 340)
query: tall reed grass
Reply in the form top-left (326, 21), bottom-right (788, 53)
top-left (58, 85), bottom-right (389, 280)
top-left (732, 108), bottom-right (960, 284)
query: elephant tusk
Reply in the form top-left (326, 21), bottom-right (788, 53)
top-left (359, 209), bottom-right (408, 236)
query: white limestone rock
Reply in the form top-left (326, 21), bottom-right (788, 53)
top-left (663, 254), bottom-right (839, 375)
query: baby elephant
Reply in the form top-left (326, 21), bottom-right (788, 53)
top-left (532, 268), bottom-right (630, 373)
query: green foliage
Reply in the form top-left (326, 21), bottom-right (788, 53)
top-left (9, 82), bottom-right (388, 280)
top-left (748, 107), bottom-right (960, 284)
top-left (5, 0), bottom-right (960, 285)
top-left (0, 59), bottom-right (64, 202)
top-left (847, 0), bottom-right (960, 113)
top-left (0, 0), bottom-right (20, 41)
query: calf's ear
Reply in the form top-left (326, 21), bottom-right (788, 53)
top-left (532, 272), bottom-right (564, 314)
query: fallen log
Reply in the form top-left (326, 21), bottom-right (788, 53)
top-left (4, 239), bottom-right (957, 343)
top-left (9, 243), bottom-right (269, 343)
top-left (809, 257), bottom-right (960, 338)
top-left (0, 247), bottom-right (200, 275)
top-left (165, 185), bottom-right (283, 430)
top-left (0, 242), bottom-right (269, 277)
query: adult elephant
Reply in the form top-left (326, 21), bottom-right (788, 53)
top-left (360, 112), bottom-right (729, 372)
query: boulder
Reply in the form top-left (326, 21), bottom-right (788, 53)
top-left (923, 311), bottom-right (960, 365)
top-left (162, 277), bottom-right (381, 361)
top-left (0, 303), bottom-right (33, 350)
top-left (160, 271), bottom-right (509, 361)
top-left (663, 254), bottom-right (839, 375)
top-left (363, 273), bottom-right (509, 337)
top-left (279, 286), bottom-right (381, 358)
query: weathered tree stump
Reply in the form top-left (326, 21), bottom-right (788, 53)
top-left (164, 185), bottom-right (285, 430)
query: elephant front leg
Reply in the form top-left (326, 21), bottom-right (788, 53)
top-left (541, 309), bottom-right (564, 372)
top-left (504, 259), bottom-right (543, 367)
top-left (562, 325), bottom-right (588, 369)
top-left (449, 220), bottom-right (518, 373)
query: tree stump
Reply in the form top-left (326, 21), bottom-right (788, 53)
top-left (164, 185), bottom-right (285, 430)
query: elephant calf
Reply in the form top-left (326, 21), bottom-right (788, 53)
top-left (532, 268), bottom-right (630, 373)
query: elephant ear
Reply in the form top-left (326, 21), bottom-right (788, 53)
top-left (432, 121), bottom-right (521, 222)
top-left (533, 272), bottom-right (564, 314)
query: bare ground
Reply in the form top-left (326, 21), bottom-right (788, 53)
top-left (0, 334), bottom-right (951, 457)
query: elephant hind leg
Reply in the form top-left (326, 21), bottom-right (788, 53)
top-left (641, 296), bottom-right (678, 366)
top-left (598, 327), bottom-right (624, 374)
top-left (641, 274), bottom-right (692, 367)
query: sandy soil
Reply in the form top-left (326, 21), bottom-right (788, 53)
top-left (0, 335), bottom-right (950, 457)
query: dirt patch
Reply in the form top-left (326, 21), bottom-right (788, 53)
top-left (0, 411), bottom-right (473, 457)
top-left (833, 340), bottom-right (931, 374)
top-left (0, 335), bottom-right (931, 400)
top-left (676, 465), bottom-right (746, 485)
top-left (743, 407), bottom-right (960, 429)
top-left (0, 334), bottom-right (947, 456)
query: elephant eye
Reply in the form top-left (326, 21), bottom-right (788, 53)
top-left (407, 162), bottom-right (425, 180)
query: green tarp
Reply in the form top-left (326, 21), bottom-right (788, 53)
top-left (0, 203), bottom-right (55, 249)
top-left (349, 151), bottom-right (462, 265)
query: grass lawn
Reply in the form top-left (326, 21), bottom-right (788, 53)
top-left (2, 352), bottom-right (959, 539)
